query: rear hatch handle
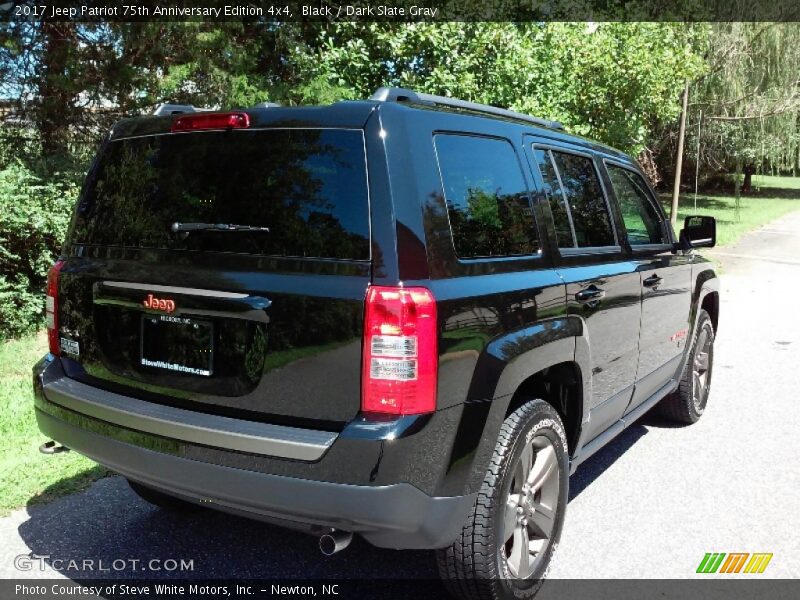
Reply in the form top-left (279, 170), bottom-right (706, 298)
top-left (93, 281), bottom-right (271, 323)
top-left (170, 222), bottom-right (270, 234)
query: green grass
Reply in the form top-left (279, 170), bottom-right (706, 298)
top-left (0, 333), bottom-right (108, 515)
top-left (661, 174), bottom-right (800, 247)
top-left (751, 174), bottom-right (800, 190)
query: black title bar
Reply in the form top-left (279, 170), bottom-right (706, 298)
top-left (2, 0), bottom-right (800, 22)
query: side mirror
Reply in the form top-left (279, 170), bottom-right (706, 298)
top-left (679, 215), bottom-right (716, 249)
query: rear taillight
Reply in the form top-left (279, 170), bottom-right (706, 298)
top-left (46, 259), bottom-right (65, 355)
top-left (171, 112), bottom-right (250, 132)
top-left (362, 286), bottom-right (438, 415)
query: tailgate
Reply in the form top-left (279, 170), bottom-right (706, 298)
top-left (55, 126), bottom-right (371, 426)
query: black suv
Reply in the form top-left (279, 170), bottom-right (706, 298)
top-left (33, 88), bottom-right (719, 599)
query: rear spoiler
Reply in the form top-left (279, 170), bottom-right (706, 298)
top-left (153, 102), bottom-right (281, 116)
top-left (153, 103), bottom-right (212, 116)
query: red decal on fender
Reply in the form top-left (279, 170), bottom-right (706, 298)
top-left (670, 329), bottom-right (688, 342)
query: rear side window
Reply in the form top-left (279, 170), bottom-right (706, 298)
top-left (73, 129), bottom-right (370, 260)
top-left (533, 148), bottom-right (616, 248)
top-left (434, 134), bottom-right (538, 258)
top-left (606, 165), bottom-right (666, 246)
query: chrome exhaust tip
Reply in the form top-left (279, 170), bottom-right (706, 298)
top-left (319, 530), bottom-right (353, 556)
top-left (39, 440), bottom-right (69, 454)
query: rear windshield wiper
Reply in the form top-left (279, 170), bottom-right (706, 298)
top-left (171, 222), bottom-right (270, 233)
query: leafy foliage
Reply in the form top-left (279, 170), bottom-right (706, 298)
top-left (290, 23), bottom-right (706, 155)
top-left (0, 162), bottom-right (77, 337)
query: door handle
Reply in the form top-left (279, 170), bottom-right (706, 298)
top-left (575, 286), bottom-right (606, 303)
top-left (643, 274), bottom-right (664, 288)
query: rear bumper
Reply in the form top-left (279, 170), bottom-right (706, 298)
top-left (32, 355), bottom-right (475, 549)
top-left (40, 371), bottom-right (337, 461)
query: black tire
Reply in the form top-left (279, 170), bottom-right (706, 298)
top-left (437, 399), bottom-right (569, 600)
top-left (127, 479), bottom-right (201, 512)
top-left (656, 309), bottom-right (715, 424)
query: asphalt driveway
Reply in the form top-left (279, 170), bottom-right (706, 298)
top-left (2, 212), bottom-right (799, 582)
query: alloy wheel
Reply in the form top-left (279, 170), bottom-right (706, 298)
top-left (502, 435), bottom-right (560, 579)
top-left (692, 326), bottom-right (713, 411)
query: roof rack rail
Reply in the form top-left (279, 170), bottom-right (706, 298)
top-left (251, 101), bottom-right (281, 109)
top-left (152, 103), bottom-right (211, 116)
top-left (370, 87), bottom-right (564, 131)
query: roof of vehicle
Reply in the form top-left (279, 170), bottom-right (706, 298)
top-left (378, 98), bottom-right (632, 163)
top-left (108, 88), bottom-right (632, 164)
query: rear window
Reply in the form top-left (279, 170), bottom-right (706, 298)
top-left (73, 129), bottom-right (370, 260)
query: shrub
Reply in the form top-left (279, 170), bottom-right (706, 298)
top-left (0, 162), bottom-right (77, 338)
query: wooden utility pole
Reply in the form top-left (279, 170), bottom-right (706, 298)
top-left (694, 110), bottom-right (702, 211)
top-left (670, 82), bottom-right (690, 226)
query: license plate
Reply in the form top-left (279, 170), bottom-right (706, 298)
top-left (140, 315), bottom-right (213, 377)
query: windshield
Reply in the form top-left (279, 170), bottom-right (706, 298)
top-left (72, 128), bottom-right (370, 260)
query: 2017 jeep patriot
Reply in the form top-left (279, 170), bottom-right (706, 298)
top-left (32, 87), bottom-right (719, 599)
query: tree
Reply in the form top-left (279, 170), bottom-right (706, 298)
top-left (288, 22), bottom-right (705, 156)
top-left (663, 23), bottom-right (800, 191)
top-left (1, 21), bottom-right (706, 165)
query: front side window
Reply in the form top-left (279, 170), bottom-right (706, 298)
top-left (607, 165), bottom-right (666, 246)
top-left (434, 134), bottom-right (539, 258)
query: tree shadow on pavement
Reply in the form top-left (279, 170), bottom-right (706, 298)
top-left (17, 413), bottom-right (674, 583)
top-left (567, 406), bottom-right (699, 501)
top-left (567, 424), bottom-right (649, 501)
top-left (18, 476), bottom-right (441, 583)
